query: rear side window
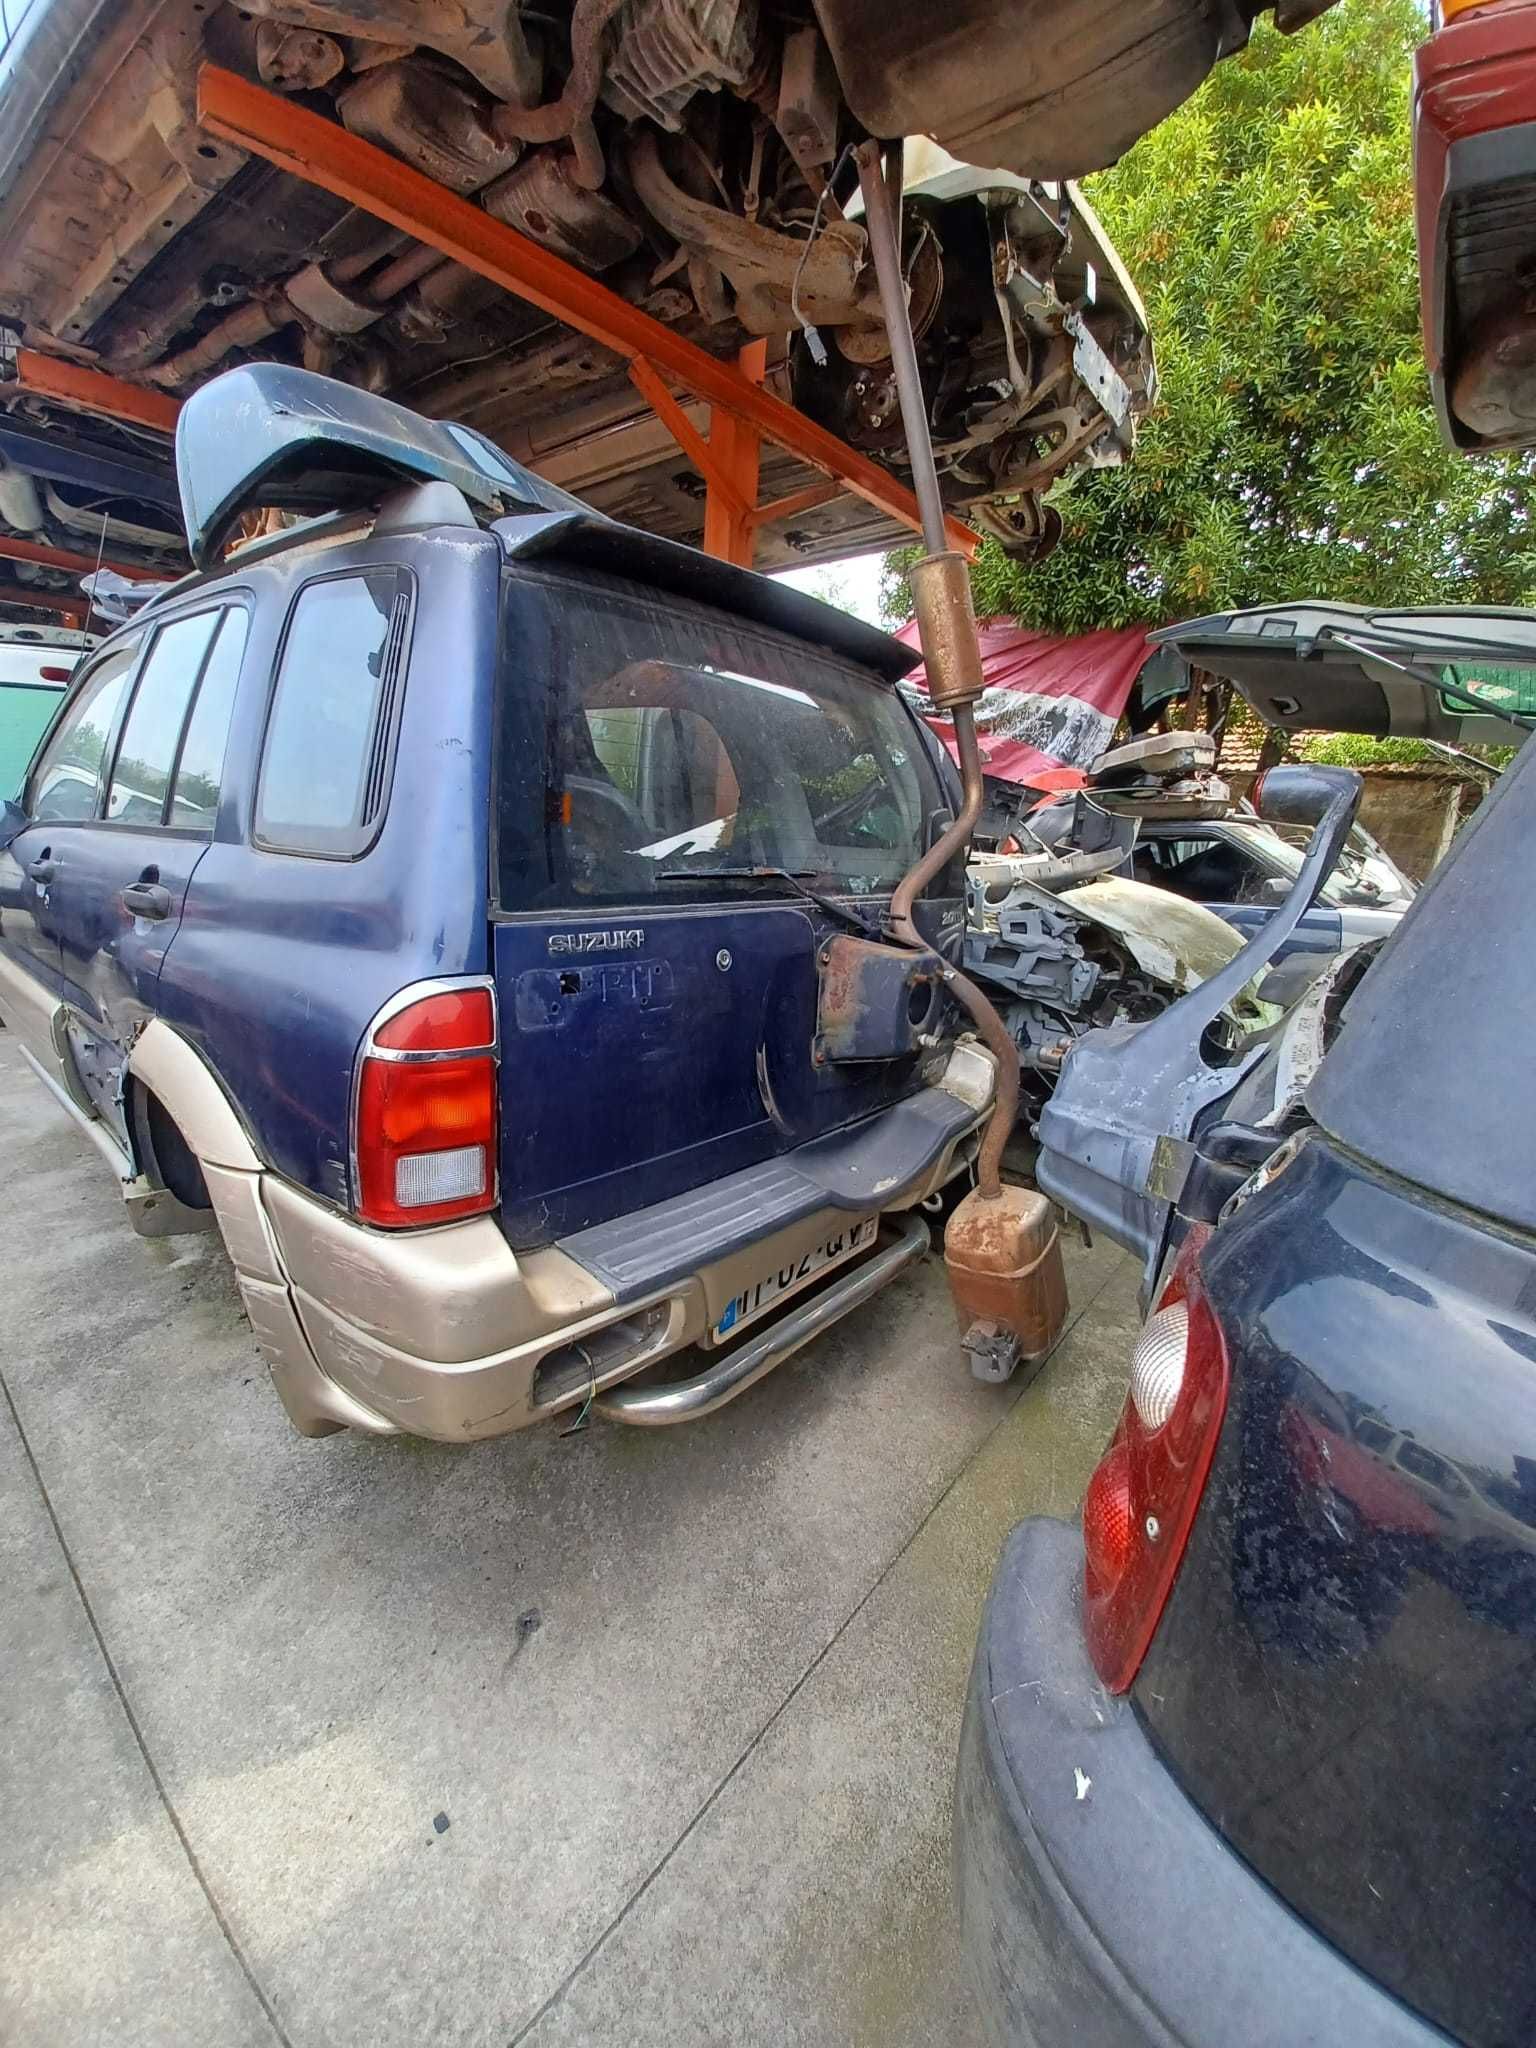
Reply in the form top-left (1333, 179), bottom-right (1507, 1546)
top-left (28, 642), bottom-right (140, 822)
top-left (255, 569), bottom-right (411, 857)
top-left (108, 610), bottom-right (219, 824)
top-left (169, 610), bottom-right (247, 830)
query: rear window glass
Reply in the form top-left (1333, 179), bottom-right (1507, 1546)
top-left (1, 677), bottom-right (67, 801)
top-left (1439, 661), bottom-right (1536, 719)
top-left (496, 572), bottom-right (940, 911)
top-left (256, 569), bottom-right (411, 856)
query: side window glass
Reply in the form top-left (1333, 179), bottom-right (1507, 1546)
top-left (1231, 847), bottom-right (1271, 903)
top-left (256, 570), bottom-right (409, 856)
top-left (28, 643), bottom-right (140, 823)
top-left (108, 611), bottom-right (219, 825)
top-left (170, 609), bottom-right (248, 831)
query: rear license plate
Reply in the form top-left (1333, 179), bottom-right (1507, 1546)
top-left (711, 1217), bottom-right (878, 1344)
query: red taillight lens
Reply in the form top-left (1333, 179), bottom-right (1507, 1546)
top-left (1083, 1440), bottom-right (1135, 1589)
top-left (1082, 1226), bottom-right (1229, 1692)
top-left (354, 987), bottom-right (498, 1229)
top-left (373, 988), bottom-right (494, 1054)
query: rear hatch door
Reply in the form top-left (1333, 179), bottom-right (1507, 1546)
top-left (492, 564), bottom-right (952, 1247)
top-left (1153, 600), bottom-right (1536, 747)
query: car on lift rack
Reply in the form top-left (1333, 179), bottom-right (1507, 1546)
top-left (0, 0), bottom-right (1343, 620)
top-left (954, 592), bottom-right (1536, 2048)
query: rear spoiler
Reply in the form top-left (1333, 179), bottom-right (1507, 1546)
top-left (494, 509), bottom-right (918, 682)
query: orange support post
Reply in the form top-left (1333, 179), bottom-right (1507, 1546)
top-left (13, 349), bottom-right (181, 435)
top-left (195, 64), bottom-right (979, 560)
top-left (702, 341), bottom-right (765, 567)
top-left (626, 357), bottom-right (749, 521)
top-left (0, 534), bottom-right (163, 582)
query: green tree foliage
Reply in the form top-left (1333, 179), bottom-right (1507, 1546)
top-left (892, 0), bottom-right (1536, 632)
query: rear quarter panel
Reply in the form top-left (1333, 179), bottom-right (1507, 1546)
top-left (1135, 1134), bottom-right (1536, 2047)
top-left (158, 527), bottom-right (501, 1203)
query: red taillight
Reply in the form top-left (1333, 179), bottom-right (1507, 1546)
top-left (354, 985), bottom-right (498, 1229)
top-left (373, 988), bottom-right (493, 1054)
top-left (1082, 1226), bottom-right (1229, 1692)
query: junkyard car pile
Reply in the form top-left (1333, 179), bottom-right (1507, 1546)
top-left (951, 8), bottom-right (1536, 1997)
top-left (947, 716), bottom-right (1416, 1124)
top-left (0, 362), bottom-right (1410, 1445)
top-left (0, 0), bottom-right (1203, 584)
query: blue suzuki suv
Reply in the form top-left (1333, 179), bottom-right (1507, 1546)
top-left (0, 364), bottom-right (993, 1443)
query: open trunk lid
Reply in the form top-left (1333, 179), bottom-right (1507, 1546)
top-left (1152, 600), bottom-right (1536, 749)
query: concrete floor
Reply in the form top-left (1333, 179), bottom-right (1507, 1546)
top-left (0, 1034), bottom-right (1138, 2048)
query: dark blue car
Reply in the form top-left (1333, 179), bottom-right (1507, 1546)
top-left (0, 365), bottom-right (994, 1443)
top-left (955, 605), bottom-right (1536, 2044)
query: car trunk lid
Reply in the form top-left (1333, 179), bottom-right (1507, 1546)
top-left (491, 562), bottom-right (954, 1249)
top-left (1152, 599), bottom-right (1536, 748)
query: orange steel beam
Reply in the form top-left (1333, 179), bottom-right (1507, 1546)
top-left (196, 64), bottom-right (979, 560)
top-left (0, 580), bottom-right (88, 625)
top-left (0, 534), bottom-right (164, 582)
top-left (634, 349), bottom-right (828, 564)
top-left (14, 349), bottom-right (181, 436)
top-left (747, 480), bottom-right (844, 532)
top-left (703, 341), bottom-right (765, 567)
top-left (627, 358), bottom-right (749, 520)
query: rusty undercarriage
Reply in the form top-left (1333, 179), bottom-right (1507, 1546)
top-left (0, 0), bottom-right (1330, 609)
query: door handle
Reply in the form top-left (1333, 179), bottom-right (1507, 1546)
top-left (25, 856), bottom-right (55, 883)
top-left (121, 881), bottom-right (172, 921)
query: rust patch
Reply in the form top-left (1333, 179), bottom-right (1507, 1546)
top-left (944, 1185), bottom-right (1069, 1362)
top-left (815, 934), bottom-right (941, 1065)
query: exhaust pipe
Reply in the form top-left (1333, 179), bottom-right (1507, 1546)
top-left (855, 141), bottom-right (1066, 1385)
top-left (0, 460), bottom-right (44, 534)
top-left (854, 140), bottom-right (1020, 1204)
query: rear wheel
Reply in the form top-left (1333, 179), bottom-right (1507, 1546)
top-left (130, 1083), bottom-right (212, 1212)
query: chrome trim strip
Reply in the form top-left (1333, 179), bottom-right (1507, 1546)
top-left (592, 1214), bottom-right (929, 1427)
top-left (361, 973), bottom-right (498, 1043)
top-left (364, 1042), bottom-right (496, 1065)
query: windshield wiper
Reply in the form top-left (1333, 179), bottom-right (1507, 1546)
top-left (656, 866), bottom-right (881, 937)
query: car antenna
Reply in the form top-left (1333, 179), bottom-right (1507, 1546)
top-left (91, 506), bottom-right (109, 589)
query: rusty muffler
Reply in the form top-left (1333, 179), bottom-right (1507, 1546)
top-left (942, 1184), bottom-right (1068, 1383)
top-left (855, 140), bottom-right (1068, 1382)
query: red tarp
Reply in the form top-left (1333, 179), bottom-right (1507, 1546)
top-left (896, 618), bottom-right (1155, 784)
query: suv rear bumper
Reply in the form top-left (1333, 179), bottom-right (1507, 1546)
top-left (225, 1053), bottom-right (990, 1441)
top-left (955, 1517), bottom-right (1448, 2048)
